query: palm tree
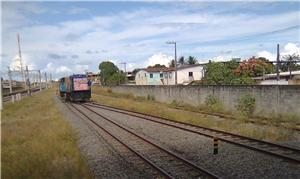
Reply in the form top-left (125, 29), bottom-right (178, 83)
top-left (283, 53), bottom-right (300, 79)
top-left (187, 56), bottom-right (198, 64)
top-left (169, 59), bottom-right (175, 67)
top-left (178, 56), bottom-right (185, 66)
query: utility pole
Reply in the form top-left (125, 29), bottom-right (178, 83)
top-left (276, 44), bottom-right (280, 82)
top-left (26, 66), bottom-right (31, 96)
top-left (166, 41), bottom-right (177, 85)
top-left (38, 70), bottom-right (42, 91)
top-left (120, 62), bottom-right (127, 84)
top-left (44, 72), bottom-right (48, 89)
top-left (17, 33), bottom-right (26, 88)
top-left (50, 73), bottom-right (52, 88)
top-left (0, 77), bottom-right (2, 111)
top-left (7, 67), bottom-right (13, 93)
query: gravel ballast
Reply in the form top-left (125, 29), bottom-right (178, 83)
top-left (54, 96), bottom-right (159, 178)
top-left (86, 104), bottom-right (300, 179)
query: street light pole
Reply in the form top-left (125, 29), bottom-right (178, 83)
top-left (166, 41), bottom-right (177, 85)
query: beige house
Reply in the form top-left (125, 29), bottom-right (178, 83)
top-left (135, 64), bottom-right (205, 85)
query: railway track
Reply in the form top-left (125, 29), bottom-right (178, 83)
top-left (69, 102), bottom-right (220, 179)
top-left (83, 102), bottom-right (300, 164)
top-left (2, 87), bottom-right (44, 103)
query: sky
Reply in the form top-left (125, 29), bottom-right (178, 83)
top-left (1, 1), bottom-right (300, 79)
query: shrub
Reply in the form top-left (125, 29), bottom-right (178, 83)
top-left (107, 88), bottom-right (112, 93)
top-left (170, 99), bottom-right (184, 107)
top-left (205, 95), bottom-right (217, 107)
top-left (147, 94), bottom-right (155, 101)
top-left (236, 94), bottom-right (256, 117)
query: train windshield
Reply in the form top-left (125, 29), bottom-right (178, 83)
top-left (73, 77), bottom-right (89, 91)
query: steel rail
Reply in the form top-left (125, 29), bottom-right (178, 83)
top-left (85, 102), bottom-right (300, 163)
top-left (69, 103), bottom-right (174, 179)
top-left (79, 103), bottom-right (220, 179)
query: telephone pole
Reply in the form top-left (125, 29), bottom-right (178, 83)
top-left (44, 72), bottom-right (48, 88)
top-left (7, 67), bottom-right (13, 93)
top-left (120, 62), bottom-right (127, 84)
top-left (26, 66), bottom-right (31, 95)
top-left (166, 41), bottom-right (177, 85)
top-left (276, 44), bottom-right (280, 81)
top-left (38, 70), bottom-right (42, 91)
top-left (120, 62), bottom-right (127, 73)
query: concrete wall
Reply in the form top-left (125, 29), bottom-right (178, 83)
top-left (110, 85), bottom-right (300, 118)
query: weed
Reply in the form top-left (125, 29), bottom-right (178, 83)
top-left (107, 88), bottom-right (112, 93)
top-left (236, 94), bottom-right (255, 117)
top-left (2, 89), bottom-right (91, 178)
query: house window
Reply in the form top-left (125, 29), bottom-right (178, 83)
top-left (150, 73), bottom-right (153, 78)
top-left (144, 73), bottom-right (146, 77)
top-left (160, 73), bottom-right (163, 78)
top-left (189, 72), bottom-right (193, 77)
top-left (169, 73), bottom-right (172, 78)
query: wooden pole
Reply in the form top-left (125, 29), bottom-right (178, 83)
top-left (26, 66), bottom-right (31, 96)
top-left (38, 70), bottom-right (42, 91)
top-left (0, 78), bottom-right (3, 110)
top-left (7, 67), bottom-right (13, 93)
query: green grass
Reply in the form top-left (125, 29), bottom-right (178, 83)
top-left (92, 86), bottom-right (298, 142)
top-left (1, 89), bottom-right (91, 178)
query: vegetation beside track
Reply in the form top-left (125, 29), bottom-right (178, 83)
top-left (92, 87), bottom-right (298, 142)
top-left (1, 89), bottom-right (91, 178)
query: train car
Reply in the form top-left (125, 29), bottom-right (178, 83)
top-left (59, 77), bottom-right (66, 97)
top-left (59, 74), bottom-right (91, 102)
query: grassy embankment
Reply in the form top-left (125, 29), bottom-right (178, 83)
top-left (1, 89), bottom-right (91, 178)
top-left (92, 87), bottom-right (298, 142)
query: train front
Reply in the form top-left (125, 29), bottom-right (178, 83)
top-left (70, 74), bottom-right (91, 102)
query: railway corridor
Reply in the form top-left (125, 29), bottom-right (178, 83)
top-left (55, 96), bottom-right (300, 179)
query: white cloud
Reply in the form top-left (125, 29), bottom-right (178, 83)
top-left (68, 7), bottom-right (88, 14)
top-left (257, 51), bottom-right (276, 61)
top-left (257, 43), bottom-right (300, 61)
top-left (56, 66), bottom-right (71, 73)
top-left (282, 43), bottom-right (300, 56)
top-left (10, 54), bottom-right (36, 70)
top-left (145, 53), bottom-right (173, 67)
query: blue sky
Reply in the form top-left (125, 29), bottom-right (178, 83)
top-left (1, 1), bottom-right (300, 79)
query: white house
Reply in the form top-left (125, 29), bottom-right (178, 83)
top-left (135, 64), bottom-right (205, 85)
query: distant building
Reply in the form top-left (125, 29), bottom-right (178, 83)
top-left (253, 70), bottom-right (300, 85)
top-left (135, 64), bottom-right (205, 85)
top-left (86, 72), bottom-right (100, 85)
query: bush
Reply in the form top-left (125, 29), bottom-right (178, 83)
top-left (147, 94), bottom-right (155, 101)
top-left (170, 99), bottom-right (184, 107)
top-left (107, 88), bottom-right (112, 93)
top-left (236, 94), bottom-right (256, 117)
top-left (205, 95), bottom-right (217, 107)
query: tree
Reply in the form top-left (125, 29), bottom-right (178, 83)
top-left (203, 59), bottom-right (253, 85)
top-left (169, 59), bottom-right (175, 67)
top-left (99, 61), bottom-right (124, 85)
top-left (178, 56), bottom-right (185, 66)
top-left (187, 56), bottom-right (198, 64)
top-left (234, 57), bottom-right (275, 77)
top-left (281, 53), bottom-right (300, 78)
top-left (147, 64), bottom-right (166, 68)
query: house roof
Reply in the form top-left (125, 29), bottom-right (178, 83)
top-left (141, 64), bottom-right (204, 73)
top-left (144, 67), bottom-right (175, 72)
top-left (253, 70), bottom-right (300, 80)
top-left (177, 64), bottom-right (204, 70)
